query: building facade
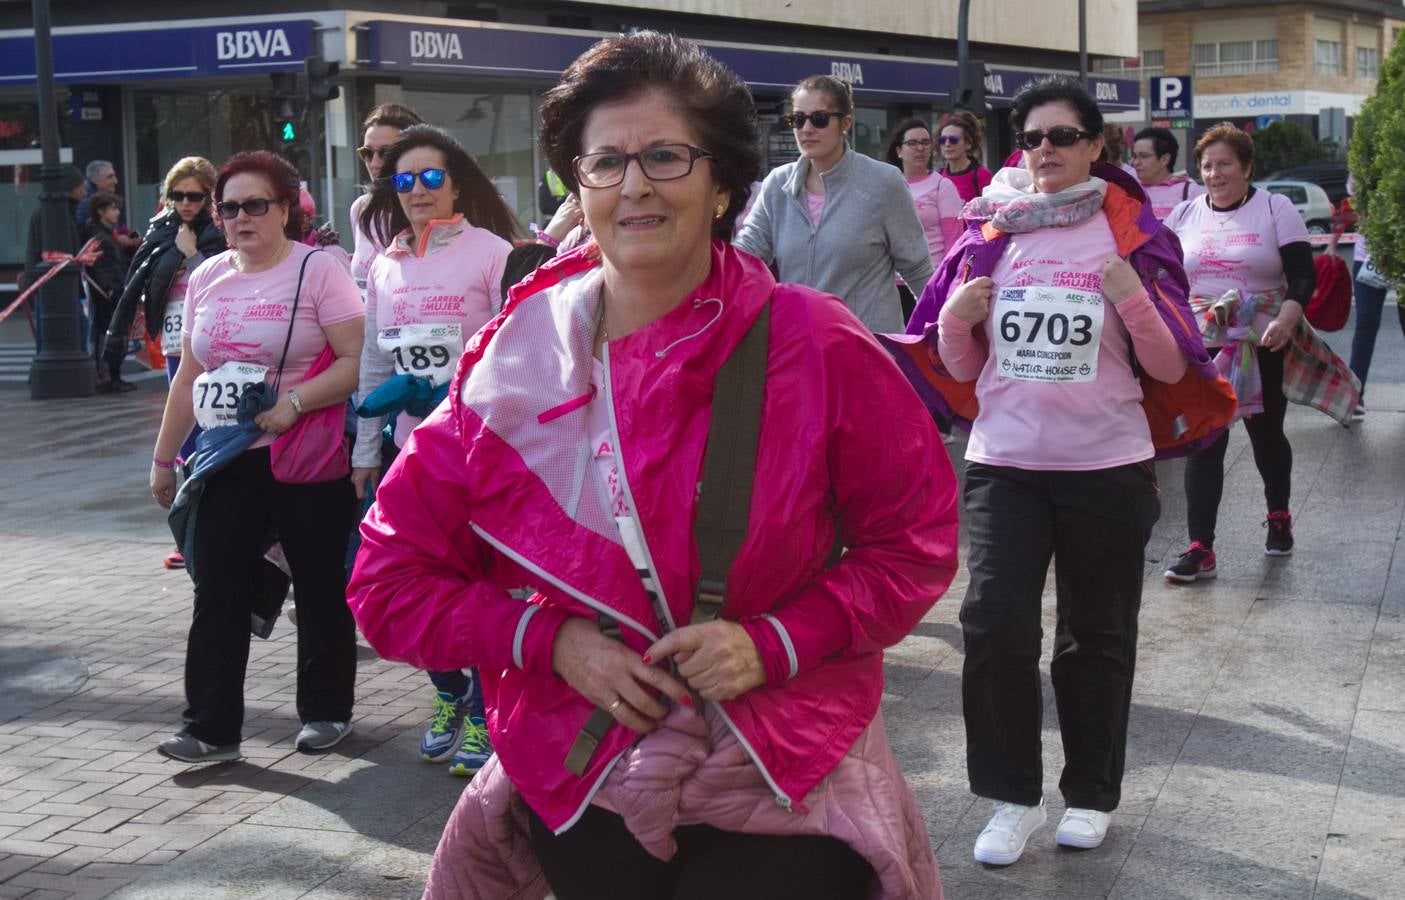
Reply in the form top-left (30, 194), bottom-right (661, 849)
top-left (1, 1), bottom-right (1139, 271)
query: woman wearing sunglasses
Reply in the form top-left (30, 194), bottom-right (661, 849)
top-left (735, 75), bottom-right (932, 332)
top-left (353, 124), bottom-right (521, 778)
top-left (886, 117), bottom-right (963, 322)
top-left (936, 111), bottom-right (993, 203)
top-left (149, 150), bottom-right (364, 763)
top-left (349, 32), bottom-right (956, 899)
top-left (351, 104), bottom-right (425, 297)
top-left (900, 77), bottom-right (1226, 865)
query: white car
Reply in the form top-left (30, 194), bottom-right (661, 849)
top-left (1254, 180), bottom-right (1335, 234)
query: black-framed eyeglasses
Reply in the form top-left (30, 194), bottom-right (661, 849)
top-left (215, 198), bottom-right (274, 219)
top-left (936, 135), bottom-right (963, 146)
top-left (391, 169), bottom-right (448, 193)
top-left (783, 111), bottom-right (842, 130)
top-left (357, 145), bottom-right (392, 163)
top-left (901, 139), bottom-right (934, 149)
top-left (572, 144), bottom-right (714, 189)
top-left (1013, 126), bottom-right (1098, 151)
top-left (167, 190), bottom-right (208, 204)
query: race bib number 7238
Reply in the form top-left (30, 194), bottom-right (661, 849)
top-left (193, 361), bottom-right (269, 430)
top-left (992, 285), bottom-right (1104, 383)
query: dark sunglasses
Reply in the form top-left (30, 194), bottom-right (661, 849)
top-left (167, 190), bottom-right (208, 204)
top-left (783, 111), bottom-right (842, 130)
top-left (1014, 126), bottom-right (1098, 151)
top-left (936, 135), bottom-right (963, 146)
top-left (215, 198), bottom-right (273, 219)
top-left (391, 169), bottom-right (448, 193)
top-left (356, 145), bottom-right (391, 163)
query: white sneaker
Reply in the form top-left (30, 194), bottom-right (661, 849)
top-left (1056, 807), bottom-right (1111, 849)
top-left (973, 799), bottom-right (1046, 865)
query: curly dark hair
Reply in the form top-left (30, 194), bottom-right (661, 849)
top-left (941, 110), bottom-right (984, 165)
top-left (215, 150), bottom-right (305, 240)
top-left (886, 117), bottom-right (932, 168)
top-left (539, 30), bottom-right (760, 239)
top-left (1011, 76), bottom-right (1105, 139)
top-left (358, 124), bottom-right (523, 247)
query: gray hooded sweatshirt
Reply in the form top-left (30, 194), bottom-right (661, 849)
top-left (735, 146), bottom-right (933, 333)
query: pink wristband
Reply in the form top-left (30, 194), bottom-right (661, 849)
top-left (152, 458), bottom-right (174, 470)
top-left (536, 230), bottom-right (561, 249)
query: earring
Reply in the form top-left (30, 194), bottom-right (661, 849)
top-left (713, 203), bottom-right (726, 220)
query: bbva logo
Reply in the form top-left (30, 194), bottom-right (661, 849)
top-left (216, 29), bottom-right (292, 60)
top-left (410, 30), bottom-right (464, 60)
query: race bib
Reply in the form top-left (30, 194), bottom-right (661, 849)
top-left (992, 285), bottom-right (1104, 383)
top-left (378, 323), bottom-right (464, 387)
top-left (193, 361), bottom-right (269, 430)
top-left (160, 300), bottom-right (184, 356)
top-left (1358, 256), bottom-right (1390, 290)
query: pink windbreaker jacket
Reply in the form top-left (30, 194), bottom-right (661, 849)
top-left (348, 238), bottom-right (959, 840)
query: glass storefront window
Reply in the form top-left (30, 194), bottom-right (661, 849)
top-left (0, 95), bottom-right (71, 267)
top-left (850, 107), bottom-right (890, 162)
top-left (399, 89), bottom-right (537, 229)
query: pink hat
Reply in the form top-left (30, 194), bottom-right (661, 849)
top-left (298, 183), bottom-right (317, 218)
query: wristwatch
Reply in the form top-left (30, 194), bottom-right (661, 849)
top-left (287, 390), bottom-right (304, 417)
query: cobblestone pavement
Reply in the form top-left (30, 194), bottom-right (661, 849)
top-left (1, 320), bottom-right (1402, 899)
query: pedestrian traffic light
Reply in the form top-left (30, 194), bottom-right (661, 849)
top-left (279, 120), bottom-right (297, 142)
top-left (305, 56), bottom-right (340, 104)
top-left (269, 72), bottom-right (299, 120)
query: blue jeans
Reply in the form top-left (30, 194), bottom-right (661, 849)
top-left (1349, 260), bottom-right (1391, 394)
top-left (428, 668), bottom-right (486, 718)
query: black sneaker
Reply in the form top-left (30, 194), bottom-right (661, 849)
top-left (1165, 542), bottom-right (1217, 583)
top-left (1264, 511), bottom-right (1294, 556)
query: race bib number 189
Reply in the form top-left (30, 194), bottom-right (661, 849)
top-left (378, 323), bottom-right (464, 387)
top-left (193, 361), bottom-right (269, 430)
top-left (992, 286), bottom-right (1104, 383)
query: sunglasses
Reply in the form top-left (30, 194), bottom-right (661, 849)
top-left (783, 111), bottom-right (842, 130)
top-left (167, 190), bottom-right (208, 204)
top-left (391, 169), bottom-right (448, 193)
top-left (936, 135), bottom-right (963, 146)
top-left (356, 145), bottom-right (391, 163)
top-left (215, 198), bottom-right (274, 219)
top-left (1014, 126), bottom-right (1097, 151)
top-left (901, 139), bottom-right (933, 149)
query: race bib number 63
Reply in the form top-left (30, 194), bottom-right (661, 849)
top-left (992, 286), bottom-right (1104, 383)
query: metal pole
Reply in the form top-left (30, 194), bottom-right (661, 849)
top-left (1079, 0), bottom-right (1088, 81)
top-left (29, 0), bottom-right (94, 399)
top-left (957, 0), bottom-right (971, 110)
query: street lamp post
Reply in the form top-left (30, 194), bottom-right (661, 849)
top-left (28, 0), bottom-right (94, 399)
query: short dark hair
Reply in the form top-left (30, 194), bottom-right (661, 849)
top-left (1195, 122), bottom-right (1254, 173)
top-left (216, 150), bottom-right (305, 240)
top-left (886, 117), bottom-right (932, 168)
top-left (792, 74), bottom-right (854, 118)
top-left (362, 103), bottom-right (424, 133)
top-left (1134, 126), bottom-right (1179, 169)
top-left (359, 124), bottom-right (523, 246)
top-left (539, 31), bottom-right (760, 239)
top-left (89, 191), bottom-right (122, 217)
top-left (1011, 76), bottom-right (1104, 137)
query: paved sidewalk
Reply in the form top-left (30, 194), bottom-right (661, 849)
top-left (1, 319), bottom-right (1403, 899)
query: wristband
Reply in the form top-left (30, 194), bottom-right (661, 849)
top-left (287, 390), bottom-right (305, 416)
top-left (152, 458), bottom-right (174, 470)
top-left (536, 230), bottom-right (561, 249)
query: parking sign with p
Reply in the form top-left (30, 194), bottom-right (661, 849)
top-left (1151, 76), bottom-right (1192, 119)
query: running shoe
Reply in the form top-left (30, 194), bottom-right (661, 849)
top-left (295, 721), bottom-right (353, 753)
top-left (1265, 510), bottom-right (1294, 556)
top-left (157, 732), bottom-right (239, 763)
top-left (1165, 542), bottom-right (1217, 583)
top-left (449, 716), bottom-right (493, 777)
top-left (420, 690), bottom-right (469, 763)
top-left (163, 549), bottom-right (185, 570)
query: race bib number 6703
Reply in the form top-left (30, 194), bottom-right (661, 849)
top-left (992, 285), bottom-right (1105, 383)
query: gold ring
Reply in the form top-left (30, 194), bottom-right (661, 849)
top-left (606, 698), bottom-right (623, 714)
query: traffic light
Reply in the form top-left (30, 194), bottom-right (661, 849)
top-left (305, 56), bottom-right (340, 103)
top-left (278, 120), bottom-right (297, 143)
top-left (269, 72), bottom-right (298, 120)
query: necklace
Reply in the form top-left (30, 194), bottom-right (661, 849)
top-left (232, 239), bottom-right (291, 273)
top-left (1209, 190), bottom-right (1251, 229)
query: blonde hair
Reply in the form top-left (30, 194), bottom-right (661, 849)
top-left (162, 157), bottom-right (217, 206)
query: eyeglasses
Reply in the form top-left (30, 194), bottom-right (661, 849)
top-left (167, 190), bottom-right (208, 204)
top-left (1013, 127), bottom-right (1098, 151)
top-left (357, 146), bottom-right (391, 163)
top-left (572, 144), bottom-right (713, 189)
top-left (391, 169), bottom-right (448, 193)
top-left (215, 198), bottom-right (274, 219)
top-left (1131, 151), bottom-right (1160, 162)
top-left (901, 139), bottom-right (933, 149)
top-left (936, 135), bottom-right (964, 146)
top-left (783, 111), bottom-right (842, 130)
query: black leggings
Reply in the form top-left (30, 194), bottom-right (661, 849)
top-left (527, 804), bottom-right (873, 900)
top-left (1184, 346), bottom-right (1291, 547)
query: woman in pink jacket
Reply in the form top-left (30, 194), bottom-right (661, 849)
top-left (349, 31), bottom-right (959, 900)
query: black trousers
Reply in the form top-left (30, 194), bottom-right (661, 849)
top-left (1184, 346), bottom-right (1291, 547)
top-left (184, 448), bottom-right (357, 746)
top-left (960, 462), bottom-right (1160, 812)
top-left (527, 804), bottom-right (873, 900)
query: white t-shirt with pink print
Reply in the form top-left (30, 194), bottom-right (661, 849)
top-left (905, 172), bottom-right (964, 266)
top-left (1164, 188), bottom-right (1307, 298)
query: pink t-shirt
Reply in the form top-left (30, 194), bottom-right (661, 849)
top-left (806, 191), bottom-right (825, 225)
top-left (939, 164), bottom-right (993, 203)
top-left (184, 243), bottom-right (363, 444)
top-left (349, 193), bottom-right (385, 293)
top-left (1141, 176), bottom-right (1206, 221)
top-left (938, 211), bottom-right (1161, 471)
top-left (906, 173), bottom-right (964, 266)
top-left (1164, 188), bottom-right (1307, 298)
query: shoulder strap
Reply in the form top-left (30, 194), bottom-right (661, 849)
top-left (1183, 180), bottom-right (1190, 201)
top-left (272, 248), bottom-right (321, 394)
top-left (690, 300), bottom-right (771, 625)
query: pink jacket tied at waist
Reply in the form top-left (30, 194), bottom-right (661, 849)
top-left (348, 240), bottom-right (959, 898)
